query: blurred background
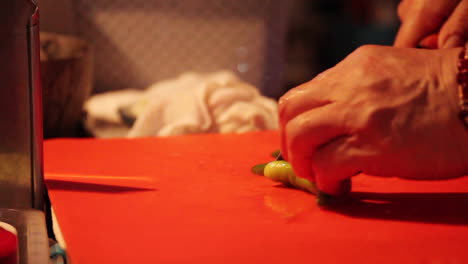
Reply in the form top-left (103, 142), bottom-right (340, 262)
top-left (38, 0), bottom-right (400, 138)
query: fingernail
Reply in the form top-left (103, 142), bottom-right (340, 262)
top-left (419, 34), bottom-right (438, 49)
top-left (442, 35), bottom-right (464, 49)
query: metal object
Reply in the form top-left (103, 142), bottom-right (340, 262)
top-left (0, 1), bottom-right (49, 263)
top-left (0, 0), bottom-right (44, 210)
top-left (0, 209), bottom-right (49, 264)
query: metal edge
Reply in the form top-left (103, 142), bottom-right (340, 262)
top-left (27, 1), bottom-right (45, 211)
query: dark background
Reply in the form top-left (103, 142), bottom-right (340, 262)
top-left (40, 0), bottom-right (401, 96)
top-left (285, 0), bottom-right (400, 91)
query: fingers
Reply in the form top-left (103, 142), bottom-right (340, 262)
top-left (279, 95), bottom-right (331, 162)
top-left (284, 103), bottom-right (349, 182)
top-left (439, 0), bottom-right (468, 48)
top-left (279, 77), bottom-right (334, 161)
top-left (313, 136), bottom-right (361, 195)
top-left (280, 128), bottom-right (289, 161)
top-left (419, 33), bottom-right (439, 49)
top-left (278, 80), bottom-right (333, 128)
top-left (394, 0), bottom-right (459, 48)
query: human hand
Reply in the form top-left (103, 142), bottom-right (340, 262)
top-left (394, 0), bottom-right (468, 49)
top-left (279, 45), bottom-right (468, 195)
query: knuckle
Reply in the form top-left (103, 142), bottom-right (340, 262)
top-left (354, 44), bottom-right (379, 56)
top-left (347, 45), bottom-right (381, 76)
top-left (278, 92), bottom-right (289, 109)
top-left (278, 93), bottom-right (291, 119)
top-left (351, 44), bottom-right (391, 68)
top-left (278, 82), bottom-right (311, 121)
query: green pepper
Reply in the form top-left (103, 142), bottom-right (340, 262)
top-left (251, 163), bottom-right (267, 176)
top-left (263, 161), bottom-right (318, 194)
top-left (264, 160), bottom-right (291, 185)
top-left (294, 176), bottom-right (318, 194)
top-left (270, 149), bottom-right (281, 158)
top-left (252, 157), bottom-right (345, 207)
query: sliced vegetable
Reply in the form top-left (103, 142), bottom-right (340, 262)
top-left (270, 149), bottom-right (281, 158)
top-left (251, 152), bottom-right (349, 207)
top-left (293, 176), bottom-right (318, 194)
top-left (251, 163), bottom-right (267, 176)
top-left (264, 160), bottom-right (292, 185)
top-left (263, 160), bottom-right (317, 194)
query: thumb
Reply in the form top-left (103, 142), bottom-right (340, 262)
top-left (439, 0), bottom-right (468, 48)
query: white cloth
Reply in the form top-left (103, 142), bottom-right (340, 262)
top-left (83, 71), bottom-right (278, 138)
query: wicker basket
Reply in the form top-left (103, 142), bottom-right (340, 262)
top-left (40, 32), bottom-right (93, 138)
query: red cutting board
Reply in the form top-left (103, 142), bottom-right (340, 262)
top-left (44, 131), bottom-right (468, 264)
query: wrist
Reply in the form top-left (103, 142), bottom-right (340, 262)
top-left (457, 44), bottom-right (468, 128)
top-left (442, 45), bottom-right (468, 129)
top-left (439, 46), bottom-right (468, 172)
top-left (440, 47), bottom-right (463, 108)
top-left (439, 47), bottom-right (466, 123)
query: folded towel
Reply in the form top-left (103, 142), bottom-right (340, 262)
top-left (83, 71), bottom-right (278, 138)
top-left (83, 89), bottom-right (143, 138)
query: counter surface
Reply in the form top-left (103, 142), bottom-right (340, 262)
top-left (45, 131), bottom-right (468, 264)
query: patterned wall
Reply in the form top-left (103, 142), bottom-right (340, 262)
top-left (68, 0), bottom-right (288, 97)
